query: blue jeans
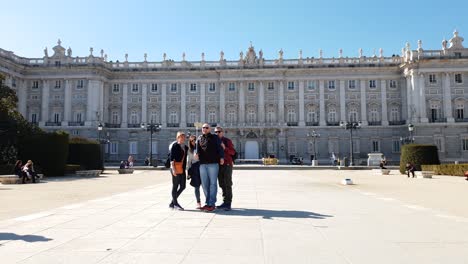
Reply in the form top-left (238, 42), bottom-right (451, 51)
top-left (199, 163), bottom-right (219, 206)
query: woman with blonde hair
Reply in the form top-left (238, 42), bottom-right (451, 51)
top-left (22, 160), bottom-right (36, 183)
top-left (169, 131), bottom-right (188, 210)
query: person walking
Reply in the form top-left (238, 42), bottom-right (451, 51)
top-left (169, 131), bottom-right (188, 210)
top-left (214, 126), bottom-right (236, 211)
top-left (187, 135), bottom-right (202, 209)
top-left (195, 123), bottom-right (224, 212)
top-left (405, 162), bottom-right (415, 178)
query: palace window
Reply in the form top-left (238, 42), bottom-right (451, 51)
top-left (150, 111), bottom-right (159, 123)
top-left (288, 143), bottom-right (297, 154)
top-left (129, 141), bottom-right (138, 155)
top-left (389, 80), bottom-right (397, 88)
top-left (349, 108), bottom-right (358, 122)
top-left (462, 137), bottom-right (468, 151)
top-left (189, 111), bottom-right (197, 123)
top-left (112, 111), bottom-right (120, 124)
top-left (228, 82), bottom-right (236, 91)
top-left (54, 80), bottom-right (61, 89)
top-left (429, 74), bottom-right (437, 84)
top-left (268, 82), bottom-right (275, 90)
top-left (328, 80), bottom-right (335, 90)
top-left (75, 112), bottom-right (83, 122)
top-left (171, 83), bottom-right (178, 92)
top-left (328, 108), bottom-right (337, 122)
top-left (208, 110), bottom-right (217, 123)
top-left (77, 80), bottom-right (84, 89)
top-left (267, 109), bottom-right (276, 122)
top-left (53, 113), bottom-right (61, 123)
top-left (209, 83), bottom-right (216, 92)
top-left (430, 102), bottom-right (441, 122)
top-left (287, 81), bottom-right (295, 90)
top-left (110, 142), bottom-right (119, 154)
top-left (132, 84), bottom-right (139, 93)
top-left (287, 108), bottom-right (296, 122)
top-left (348, 80), bottom-right (356, 89)
top-left (247, 109), bottom-right (256, 123)
top-left (371, 140), bottom-right (380, 152)
top-left (227, 110), bottom-right (236, 123)
top-left (169, 111), bottom-right (178, 123)
top-left (30, 113), bottom-right (38, 124)
top-left (390, 107), bottom-right (400, 121)
top-left (306, 110), bottom-right (317, 122)
top-left (434, 137), bottom-right (445, 152)
top-left (151, 83), bottom-right (158, 93)
top-left (369, 80), bottom-right (376, 89)
top-left (130, 111), bottom-right (139, 124)
top-left (248, 82), bottom-right (255, 91)
top-left (113, 84), bottom-right (120, 93)
top-left (369, 108), bottom-right (380, 122)
top-left (455, 73), bottom-right (463, 84)
top-left (190, 83), bottom-right (197, 92)
top-left (32, 81), bottom-right (39, 89)
top-left (392, 140), bottom-right (401, 153)
top-left (307, 81), bottom-right (315, 90)
top-left (456, 103), bottom-right (464, 119)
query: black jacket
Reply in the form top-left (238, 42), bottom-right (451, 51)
top-left (170, 143), bottom-right (188, 169)
top-left (196, 133), bottom-right (224, 164)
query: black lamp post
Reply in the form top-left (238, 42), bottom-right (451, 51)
top-left (141, 123), bottom-right (161, 166)
top-left (340, 121), bottom-right (361, 166)
top-left (400, 123), bottom-right (415, 145)
top-left (97, 123), bottom-right (104, 166)
top-left (307, 130), bottom-right (320, 164)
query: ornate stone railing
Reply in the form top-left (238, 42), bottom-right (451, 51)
top-left (389, 120), bottom-right (406, 125)
top-left (305, 122), bottom-right (319, 126)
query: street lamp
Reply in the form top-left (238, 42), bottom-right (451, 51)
top-left (340, 121), bottom-right (361, 166)
top-left (97, 123), bottom-right (104, 167)
top-left (400, 123), bottom-right (415, 145)
top-left (141, 123), bottom-right (162, 166)
top-left (307, 130), bottom-right (320, 166)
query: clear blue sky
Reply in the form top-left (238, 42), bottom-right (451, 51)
top-left (1, 0), bottom-right (466, 61)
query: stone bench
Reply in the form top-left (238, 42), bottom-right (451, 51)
top-left (415, 171), bottom-right (434, 179)
top-left (372, 169), bottom-right (391, 175)
top-left (118, 168), bottom-right (134, 174)
top-left (75, 170), bottom-right (102, 177)
top-left (0, 174), bottom-right (43, 184)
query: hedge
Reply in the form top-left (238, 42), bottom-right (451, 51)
top-left (421, 164), bottom-right (468, 176)
top-left (0, 164), bottom-right (14, 175)
top-left (68, 137), bottom-right (103, 170)
top-left (399, 144), bottom-right (440, 174)
top-left (17, 132), bottom-right (69, 176)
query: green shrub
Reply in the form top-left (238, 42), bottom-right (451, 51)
top-left (65, 164), bottom-right (81, 174)
top-left (0, 164), bottom-right (14, 175)
top-left (17, 131), bottom-right (69, 176)
top-left (399, 144), bottom-right (440, 174)
top-left (421, 164), bottom-right (468, 176)
top-left (68, 138), bottom-right (103, 170)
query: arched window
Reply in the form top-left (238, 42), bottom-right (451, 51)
top-left (306, 108), bottom-right (317, 122)
top-left (267, 108), bottom-right (276, 123)
top-left (456, 101), bottom-right (465, 119)
top-left (390, 106), bottom-right (400, 121)
top-left (348, 107), bottom-right (358, 122)
top-left (287, 108), bottom-right (296, 122)
top-left (150, 110), bottom-right (159, 123)
top-left (328, 107), bottom-right (336, 122)
top-left (189, 110), bottom-right (197, 123)
top-left (112, 111), bottom-right (120, 124)
top-left (130, 110), bottom-right (139, 124)
top-left (369, 108), bottom-right (379, 122)
top-left (247, 109), bottom-right (256, 123)
top-left (208, 109), bottom-right (217, 123)
top-left (169, 111), bottom-right (178, 124)
top-left (227, 109), bottom-right (236, 123)
top-left (430, 101), bottom-right (441, 122)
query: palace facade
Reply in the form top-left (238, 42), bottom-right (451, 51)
top-left (1, 31), bottom-right (468, 164)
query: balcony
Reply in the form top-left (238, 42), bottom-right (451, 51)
top-left (389, 120), bottom-right (406, 125)
top-left (455, 118), bottom-right (468, 122)
top-left (326, 122), bottom-right (340, 126)
top-left (429, 118), bottom-right (447, 123)
top-left (287, 122), bottom-right (298, 127)
top-left (128, 123), bottom-right (141, 128)
top-left (305, 122), bottom-right (319, 126)
top-left (368, 121), bottom-right (382, 126)
top-left (105, 123), bottom-right (121, 128)
top-left (186, 123), bottom-right (195, 127)
top-left (167, 123), bottom-right (180, 127)
top-left (45, 122), bottom-right (61, 127)
top-left (68, 121), bottom-right (84, 126)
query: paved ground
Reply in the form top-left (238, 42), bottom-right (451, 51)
top-left (1, 169), bottom-right (467, 263)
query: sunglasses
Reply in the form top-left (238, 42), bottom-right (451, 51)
top-left (202, 127), bottom-right (209, 129)
top-left (214, 131), bottom-right (222, 133)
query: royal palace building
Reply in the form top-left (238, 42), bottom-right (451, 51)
top-left (1, 31), bottom-right (468, 164)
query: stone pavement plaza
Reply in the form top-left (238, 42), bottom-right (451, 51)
top-left (1, 169), bottom-right (468, 264)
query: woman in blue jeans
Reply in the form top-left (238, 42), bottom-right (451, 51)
top-left (187, 135), bottom-right (202, 209)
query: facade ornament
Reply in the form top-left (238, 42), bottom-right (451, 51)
top-left (44, 47), bottom-right (48, 57)
top-left (163, 53), bottom-right (167, 61)
top-left (67, 47), bottom-right (72, 57)
top-left (57, 39), bottom-right (62, 46)
top-left (144, 53), bottom-right (147, 62)
top-left (259, 49), bottom-right (263, 60)
top-left (100, 49), bottom-right (104, 58)
top-left (125, 53), bottom-right (128, 62)
top-left (239, 51), bottom-right (243, 61)
top-left (201, 52), bottom-right (205, 61)
top-left (278, 49), bottom-right (283, 60)
top-left (379, 48), bottom-right (383, 58)
top-left (182, 52), bottom-right (186, 61)
top-left (319, 49), bottom-right (323, 59)
top-left (339, 48), bottom-right (343, 58)
top-left (449, 29), bottom-right (464, 49)
top-left (442, 38), bottom-right (448, 50)
top-left (359, 48), bottom-right (363, 58)
top-left (401, 47), bottom-right (405, 57)
top-left (104, 54), bottom-right (108, 62)
top-left (299, 49), bottom-right (303, 59)
top-left (89, 47), bottom-right (94, 56)
top-left (245, 45), bottom-right (257, 65)
top-left (220, 50), bottom-right (224, 61)
top-left (417, 40), bottom-right (423, 50)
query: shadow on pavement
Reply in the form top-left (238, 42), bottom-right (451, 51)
top-left (215, 208), bottom-right (333, 220)
top-left (0, 233), bottom-right (52, 243)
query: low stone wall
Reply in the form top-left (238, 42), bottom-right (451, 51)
top-left (75, 170), bottom-right (102, 177)
top-left (118, 169), bottom-right (134, 174)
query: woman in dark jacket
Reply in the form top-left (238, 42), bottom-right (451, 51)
top-left (13, 160), bottom-right (23, 179)
top-left (187, 135), bottom-right (202, 209)
top-left (169, 131), bottom-right (188, 210)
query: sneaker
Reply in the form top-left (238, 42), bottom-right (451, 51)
top-left (223, 203), bottom-right (232, 211)
top-left (205, 206), bottom-right (215, 212)
top-left (216, 203), bottom-right (227, 209)
top-left (169, 202), bottom-right (174, 209)
top-left (174, 204), bottom-right (184, 211)
top-left (196, 203), bottom-right (202, 209)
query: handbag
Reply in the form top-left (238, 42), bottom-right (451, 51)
top-left (173, 146), bottom-right (185, 175)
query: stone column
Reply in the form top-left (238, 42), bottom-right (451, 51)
top-left (219, 82), bottom-right (226, 125)
top-left (40, 80), bottom-right (49, 126)
top-left (238, 82), bottom-right (245, 123)
top-left (62, 80), bottom-right (71, 126)
top-left (298, 80), bottom-right (305, 126)
top-left (86, 80), bottom-right (102, 126)
top-left (381, 80), bottom-right (389, 126)
top-left (360, 80), bottom-right (368, 126)
top-left (258, 81), bottom-right (265, 124)
top-left (103, 83), bottom-right (109, 124)
top-left (200, 82), bottom-right (206, 122)
top-left (319, 80), bottom-right (326, 126)
top-left (121, 84), bottom-right (128, 128)
top-left (161, 83), bottom-right (167, 127)
top-left (180, 82), bottom-right (186, 127)
top-left (418, 73), bottom-right (428, 123)
top-left (410, 74), bottom-right (419, 122)
top-left (142, 83), bottom-right (148, 124)
top-left (443, 73), bottom-right (454, 122)
top-left (18, 80), bottom-right (27, 118)
top-left (99, 82), bottom-right (104, 124)
top-left (339, 80), bottom-right (346, 122)
top-left (278, 81), bottom-right (285, 124)
top-left (406, 76), bottom-right (413, 122)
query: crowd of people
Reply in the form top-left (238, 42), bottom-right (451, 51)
top-left (168, 124), bottom-right (236, 212)
top-left (13, 160), bottom-right (39, 184)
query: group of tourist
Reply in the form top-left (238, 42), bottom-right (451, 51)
top-left (168, 123), bottom-right (236, 212)
top-left (119, 155), bottom-right (134, 169)
top-left (13, 160), bottom-right (38, 184)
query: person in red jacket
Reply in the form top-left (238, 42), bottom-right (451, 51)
top-left (214, 126), bottom-right (236, 211)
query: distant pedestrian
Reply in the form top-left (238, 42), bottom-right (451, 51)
top-left (405, 162), bottom-right (415, 178)
top-left (22, 160), bottom-right (37, 183)
top-left (169, 131), bottom-right (188, 210)
top-left (215, 126), bottom-right (236, 211)
top-left (331, 152), bottom-right (337, 166)
top-left (119, 161), bottom-right (126, 169)
top-left (127, 155), bottom-right (134, 167)
top-left (187, 135), bottom-right (202, 209)
top-left (195, 123), bottom-right (224, 212)
top-left (144, 157), bottom-right (150, 166)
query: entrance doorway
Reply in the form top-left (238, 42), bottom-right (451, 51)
top-left (245, 141), bottom-right (259, 159)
